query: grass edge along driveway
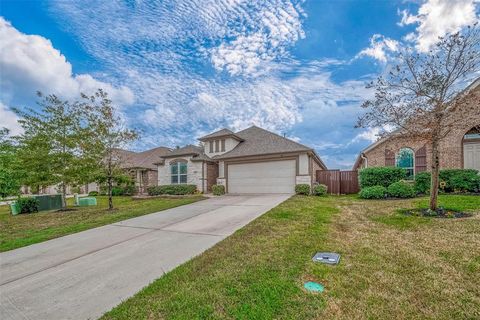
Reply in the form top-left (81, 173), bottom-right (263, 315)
top-left (0, 195), bottom-right (204, 252)
top-left (102, 195), bottom-right (480, 320)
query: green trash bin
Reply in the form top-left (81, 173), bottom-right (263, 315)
top-left (10, 202), bottom-right (20, 215)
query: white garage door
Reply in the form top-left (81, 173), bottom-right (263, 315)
top-left (228, 160), bottom-right (296, 194)
top-left (464, 142), bottom-right (480, 171)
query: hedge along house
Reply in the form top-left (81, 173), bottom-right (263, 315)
top-left (353, 78), bottom-right (480, 177)
top-left (156, 126), bottom-right (327, 194)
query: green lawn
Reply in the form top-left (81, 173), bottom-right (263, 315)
top-left (102, 195), bottom-right (480, 320)
top-left (0, 195), bottom-right (204, 252)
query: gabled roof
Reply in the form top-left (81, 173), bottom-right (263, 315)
top-left (158, 144), bottom-right (212, 162)
top-left (213, 126), bottom-right (306, 157)
top-left (198, 128), bottom-right (244, 141)
top-left (115, 147), bottom-right (171, 170)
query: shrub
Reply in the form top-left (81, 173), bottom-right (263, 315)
top-left (88, 191), bottom-right (99, 196)
top-left (359, 167), bottom-right (406, 188)
top-left (295, 184), bottom-right (310, 195)
top-left (147, 185), bottom-right (197, 196)
top-left (111, 186), bottom-right (125, 196)
top-left (122, 185), bottom-right (137, 195)
top-left (212, 185), bottom-right (225, 196)
top-left (414, 169), bottom-right (480, 193)
top-left (312, 184), bottom-right (328, 196)
top-left (387, 181), bottom-right (416, 198)
top-left (414, 172), bottom-right (431, 194)
top-left (17, 197), bottom-right (40, 214)
top-left (440, 169), bottom-right (480, 192)
top-left (359, 186), bottom-right (387, 199)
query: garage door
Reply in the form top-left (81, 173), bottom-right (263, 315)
top-left (464, 142), bottom-right (480, 171)
top-left (227, 160), bottom-right (296, 194)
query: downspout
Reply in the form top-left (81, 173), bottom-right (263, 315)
top-left (360, 153), bottom-right (368, 168)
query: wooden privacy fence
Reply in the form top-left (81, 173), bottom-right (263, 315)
top-left (316, 170), bottom-right (359, 195)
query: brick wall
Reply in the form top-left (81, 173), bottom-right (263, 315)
top-left (358, 88), bottom-right (480, 171)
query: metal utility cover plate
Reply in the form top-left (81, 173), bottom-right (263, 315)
top-left (312, 252), bottom-right (340, 265)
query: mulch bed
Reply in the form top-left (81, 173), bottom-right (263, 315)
top-left (402, 208), bottom-right (473, 219)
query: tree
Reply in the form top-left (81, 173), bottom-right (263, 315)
top-left (81, 89), bottom-right (138, 210)
top-left (0, 128), bottom-right (23, 199)
top-left (14, 93), bottom-right (88, 207)
top-left (357, 25), bottom-right (480, 211)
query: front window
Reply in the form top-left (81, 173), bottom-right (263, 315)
top-left (396, 148), bottom-right (414, 180)
top-left (171, 161), bottom-right (187, 184)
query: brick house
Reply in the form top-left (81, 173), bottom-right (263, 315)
top-left (353, 78), bottom-right (480, 177)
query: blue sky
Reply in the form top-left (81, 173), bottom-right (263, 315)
top-left (1, 0), bottom-right (479, 168)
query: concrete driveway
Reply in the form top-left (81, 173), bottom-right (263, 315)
top-left (0, 194), bottom-right (289, 320)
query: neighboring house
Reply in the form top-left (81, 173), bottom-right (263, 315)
top-left (156, 126), bottom-right (327, 194)
top-left (114, 147), bottom-right (172, 194)
top-left (353, 78), bottom-right (480, 178)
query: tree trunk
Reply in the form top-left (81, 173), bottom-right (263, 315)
top-left (429, 140), bottom-right (440, 211)
top-left (107, 176), bottom-right (113, 210)
top-left (62, 182), bottom-right (67, 209)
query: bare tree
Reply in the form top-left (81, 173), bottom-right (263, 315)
top-left (357, 24), bottom-right (480, 211)
top-left (81, 89), bottom-right (138, 210)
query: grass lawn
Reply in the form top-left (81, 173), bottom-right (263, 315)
top-left (102, 195), bottom-right (480, 320)
top-left (0, 195), bottom-right (204, 252)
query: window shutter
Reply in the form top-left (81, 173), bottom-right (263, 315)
top-left (415, 146), bottom-right (427, 173)
top-left (385, 149), bottom-right (395, 166)
top-left (209, 141), bottom-right (213, 153)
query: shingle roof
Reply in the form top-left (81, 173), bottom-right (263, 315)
top-left (162, 145), bottom-right (203, 157)
top-left (198, 128), bottom-right (243, 141)
top-left (213, 126), bottom-right (313, 159)
top-left (160, 144), bottom-right (213, 162)
top-left (115, 147), bottom-right (171, 169)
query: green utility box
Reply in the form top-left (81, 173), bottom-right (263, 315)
top-left (33, 194), bottom-right (64, 211)
top-left (10, 202), bottom-right (20, 215)
top-left (78, 197), bottom-right (97, 207)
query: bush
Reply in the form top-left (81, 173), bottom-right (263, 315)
top-left (147, 185), bottom-right (197, 196)
top-left (440, 169), bottom-right (480, 192)
top-left (359, 186), bottom-right (387, 199)
top-left (359, 167), bottom-right (406, 188)
top-left (414, 172), bottom-right (431, 194)
top-left (387, 181), bottom-right (416, 198)
top-left (413, 169), bottom-right (480, 194)
top-left (17, 197), bottom-right (40, 214)
top-left (212, 185), bottom-right (225, 196)
top-left (108, 185), bottom-right (137, 196)
top-left (312, 184), bottom-right (328, 196)
top-left (122, 185), bottom-right (136, 195)
top-left (295, 184), bottom-right (310, 195)
top-left (88, 191), bottom-right (99, 196)
top-left (111, 186), bottom-right (125, 196)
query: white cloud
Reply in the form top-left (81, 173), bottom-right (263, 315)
top-left (210, 1), bottom-right (306, 76)
top-left (0, 102), bottom-right (22, 136)
top-left (0, 17), bottom-right (134, 106)
top-left (398, 0), bottom-right (478, 52)
top-left (356, 34), bottom-right (399, 62)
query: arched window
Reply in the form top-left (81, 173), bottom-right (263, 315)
top-left (170, 160), bottom-right (187, 184)
top-left (396, 148), bottom-right (414, 180)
